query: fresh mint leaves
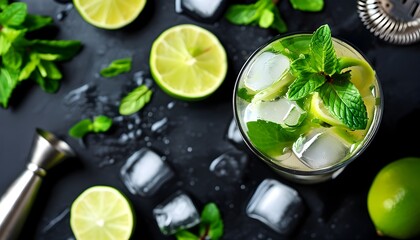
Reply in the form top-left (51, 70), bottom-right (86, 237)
top-left (0, 1), bottom-right (82, 108)
top-left (289, 0), bottom-right (324, 12)
top-left (247, 120), bottom-right (301, 156)
top-left (225, 0), bottom-right (325, 33)
top-left (175, 202), bottom-right (224, 240)
top-left (100, 57), bottom-right (132, 78)
top-left (225, 0), bottom-right (287, 33)
top-left (69, 115), bottom-right (113, 138)
top-left (119, 85), bottom-right (153, 115)
top-left (286, 24), bottom-right (367, 130)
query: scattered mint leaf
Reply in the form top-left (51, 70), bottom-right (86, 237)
top-left (285, 24), bottom-right (368, 129)
top-left (3, 45), bottom-right (22, 69)
top-left (69, 119), bottom-right (93, 138)
top-left (100, 58), bottom-right (132, 78)
top-left (225, 0), bottom-right (287, 33)
top-left (0, 2), bottom-right (27, 27)
top-left (237, 87), bottom-right (254, 102)
top-left (0, 0), bottom-right (8, 10)
top-left (319, 71), bottom-right (367, 130)
top-left (22, 14), bottom-right (53, 31)
top-left (0, 67), bottom-right (18, 108)
top-left (92, 115), bottom-right (113, 132)
top-left (175, 230), bottom-right (199, 240)
top-left (30, 40), bottom-right (82, 61)
top-left (69, 115), bottom-right (113, 138)
top-left (289, 0), bottom-right (324, 12)
top-left (119, 85), bottom-right (153, 115)
top-left (247, 120), bottom-right (300, 156)
top-left (199, 203), bottom-right (223, 240)
top-left (18, 53), bottom-right (39, 81)
top-left (32, 69), bottom-right (60, 93)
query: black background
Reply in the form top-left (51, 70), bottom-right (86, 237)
top-left (1, 0), bottom-right (420, 239)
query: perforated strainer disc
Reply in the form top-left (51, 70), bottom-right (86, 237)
top-left (358, 0), bottom-right (420, 45)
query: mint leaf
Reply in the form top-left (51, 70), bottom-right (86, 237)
top-left (3, 45), bottom-right (22, 69)
top-left (0, 0), bottom-right (8, 10)
top-left (287, 72), bottom-right (325, 100)
top-left (247, 120), bottom-right (299, 156)
top-left (237, 87), bottom-right (254, 102)
top-left (0, 32), bottom-right (11, 55)
top-left (310, 24), bottom-right (337, 75)
top-left (92, 115), bottom-right (113, 132)
top-left (19, 53), bottom-right (39, 81)
top-left (69, 119), bottom-right (93, 138)
top-left (225, 4), bottom-right (259, 25)
top-left (39, 60), bottom-right (62, 80)
top-left (100, 58), bottom-right (132, 78)
top-left (289, 0), bottom-right (324, 12)
top-left (69, 116), bottom-right (113, 138)
top-left (271, 6), bottom-right (287, 33)
top-left (22, 14), bottom-right (53, 31)
top-left (32, 69), bottom-right (60, 93)
top-left (259, 9), bottom-right (274, 28)
top-left (0, 67), bottom-right (18, 107)
top-left (175, 230), bottom-right (199, 240)
top-left (119, 85), bottom-right (153, 115)
top-left (199, 203), bottom-right (223, 240)
top-left (319, 71), bottom-right (367, 130)
top-left (30, 40), bottom-right (82, 61)
top-left (0, 2), bottom-right (27, 27)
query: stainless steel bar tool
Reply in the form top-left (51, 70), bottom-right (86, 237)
top-left (0, 128), bottom-right (75, 240)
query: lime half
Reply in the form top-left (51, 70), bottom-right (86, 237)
top-left (150, 24), bottom-right (228, 100)
top-left (70, 186), bottom-right (134, 240)
top-left (73, 0), bottom-right (146, 29)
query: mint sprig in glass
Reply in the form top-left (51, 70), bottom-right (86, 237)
top-left (233, 24), bottom-right (383, 184)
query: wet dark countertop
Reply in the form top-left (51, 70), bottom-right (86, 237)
top-left (1, 0), bottom-right (420, 240)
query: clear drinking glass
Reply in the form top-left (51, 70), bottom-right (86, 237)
top-left (233, 33), bottom-right (383, 184)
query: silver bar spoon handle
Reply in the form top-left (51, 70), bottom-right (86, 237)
top-left (0, 129), bottom-right (75, 240)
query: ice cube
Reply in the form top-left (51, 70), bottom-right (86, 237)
top-left (153, 192), bottom-right (201, 235)
top-left (176, 0), bottom-right (227, 23)
top-left (209, 149), bottom-right (248, 182)
top-left (246, 179), bottom-right (305, 234)
top-left (249, 98), bottom-right (306, 126)
top-left (245, 52), bottom-right (290, 91)
top-left (292, 129), bottom-right (350, 169)
top-left (226, 119), bottom-right (244, 145)
top-left (120, 147), bottom-right (174, 197)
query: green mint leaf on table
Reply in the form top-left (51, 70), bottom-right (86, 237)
top-left (0, 2), bottom-right (27, 27)
top-left (22, 14), bottom-right (53, 31)
top-left (30, 40), bottom-right (82, 61)
top-left (3, 45), bottom-right (22, 69)
top-left (100, 58), bottom-right (132, 78)
top-left (69, 116), bottom-right (113, 138)
top-left (285, 24), bottom-right (368, 130)
top-left (225, 0), bottom-right (287, 33)
top-left (319, 71), bottom-right (368, 130)
top-left (0, 67), bottom-right (18, 108)
top-left (289, 0), bottom-right (324, 12)
top-left (175, 230), bottom-right (199, 240)
top-left (199, 203), bottom-right (223, 240)
top-left (247, 120), bottom-right (300, 156)
top-left (119, 85), bottom-right (153, 115)
top-left (0, 0), bottom-right (8, 10)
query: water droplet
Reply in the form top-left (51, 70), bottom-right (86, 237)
top-left (42, 208), bottom-right (70, 233)
top-left (187, 147), bottom-right (193, 152)
top-left (167, 101), bottom-right (176, 109)
top-left (215, 186), bottom-right (220, 191)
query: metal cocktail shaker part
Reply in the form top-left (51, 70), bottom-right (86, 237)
top-left (0, 128), bottom-right (75, 240)
top-left (358, 0), bottom-right (420, 45)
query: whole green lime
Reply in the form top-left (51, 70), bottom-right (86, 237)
top-left (367, 157), bottom-right (420, 239)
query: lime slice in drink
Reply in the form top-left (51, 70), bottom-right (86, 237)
top-left (150, 24), bottom-right (227, 100)
top-left (310, 92), bottom-right (344, 126)
top-left (73, 0), bottom-right (146, 29)
top-left (70, 186), bottom-right (134, 240)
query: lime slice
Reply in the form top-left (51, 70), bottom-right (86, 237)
top-left (70, 186), bottom-right (134, 240)
top-left (150, 24), bottom-right (227, 100)
top-left (310, 92), bottom-right (344, 126)
top-left (73, 0), bottom-right (146, 29)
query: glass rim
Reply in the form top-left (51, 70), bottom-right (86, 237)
top-left (232, 32), bottom-right (384, 176)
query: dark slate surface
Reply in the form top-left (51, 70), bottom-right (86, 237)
top-left (1, 0), bottom-right (419, 239)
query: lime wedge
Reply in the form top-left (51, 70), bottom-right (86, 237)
top-left (150, 24), bottom-right (227, 100)
top-left (70, 186), bottom-right (134, 240)
top-left (73, 0), bottom-right (146, 29)
top-left (310, 92), bottom-right (344, 126)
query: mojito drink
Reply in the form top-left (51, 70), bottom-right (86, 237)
top-left (233, 25), bottom-right (382, 183)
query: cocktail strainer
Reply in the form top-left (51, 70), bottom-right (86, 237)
top-left (358, 0), bottom-right (420, 44)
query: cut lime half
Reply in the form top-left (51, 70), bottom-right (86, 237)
top-left (70, 186), bottom-right (134, 240)
top-left (150, 24), bottom-right (228, 100)
top-left (73, 0), bottom-right (146, 29)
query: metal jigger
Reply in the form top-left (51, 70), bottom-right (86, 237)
top-left (0, 128), bottom-right (75, 240)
